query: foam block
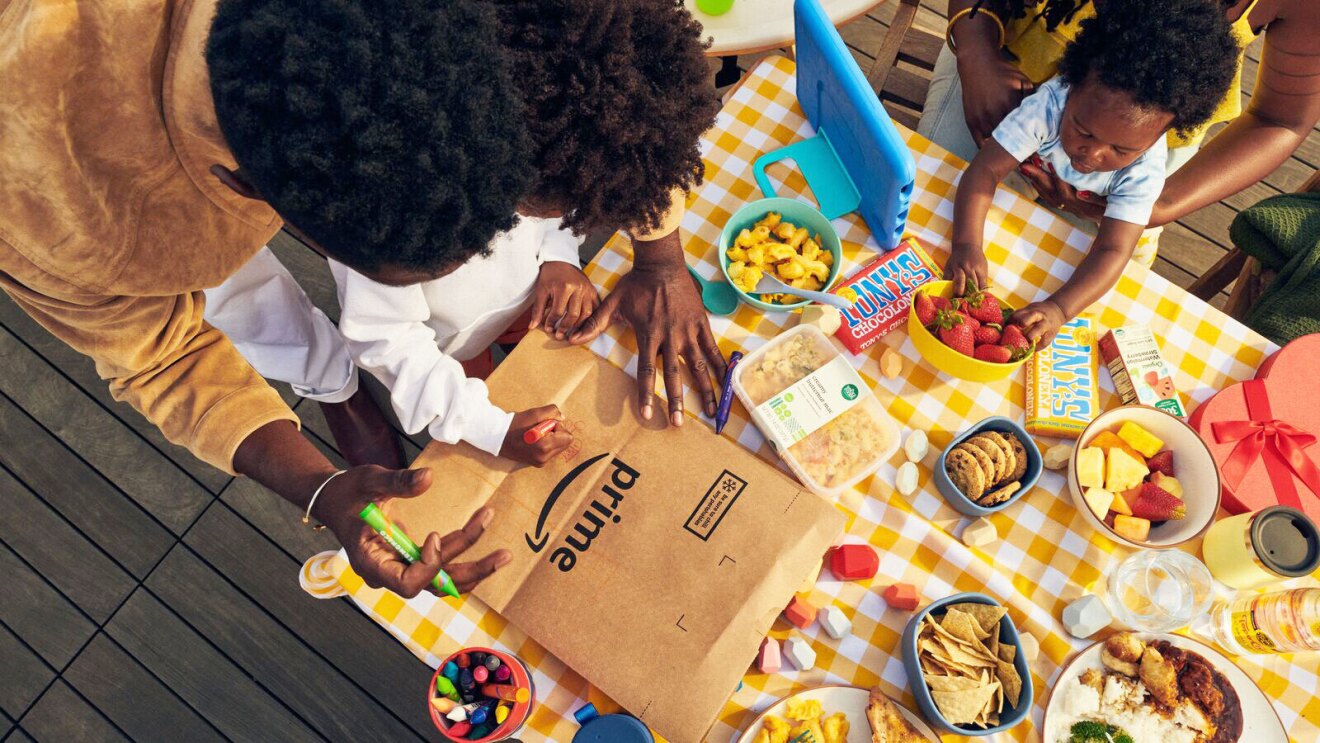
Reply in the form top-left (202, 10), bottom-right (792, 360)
top-left (882, 583), bottom-right (920, 611)
top-left (1062, 594), bottom-right (1112, 638)
top-left (783, 636), bottom-right (816, 671)
top-left (1017, 632), bottom-right (1040, 663)
top-left (798, 559), bottom-right (823, 595)
top-left (783, 594), bottom-right (817, 629)
top-left (821, 606), bottom-right (852, 639)
top-left (829, 543), bottom-right (879, 581)
top-left (962, 517), bottom-right (998, 548)
top-left (757, 637), bottom-right (781, 673)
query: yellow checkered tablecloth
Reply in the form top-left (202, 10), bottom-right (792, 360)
top-left (331, 56), bottom-right (1318, 742)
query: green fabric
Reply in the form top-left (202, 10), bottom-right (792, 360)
top-left (1228, 192), bottom-right (1320, 344)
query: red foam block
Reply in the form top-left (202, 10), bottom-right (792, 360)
top-left (883, 583), bottom-right (920, 611)
top-left (783, 595), bottom-right (817, 629)
top-left (829, 544), bottom-right (878, 581)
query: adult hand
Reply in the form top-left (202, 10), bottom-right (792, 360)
top-left (500, 405), bottom-right (574, 466)
top-left (1018, 156), bottom-right (1107, 223)
top-left (946, 243), bottom-right (989, 298)
top-left (316, 466), bottom-right (511, 598)
top-left (569, 232), bottom-right (726, 426)
top-left (1009, 299), bottom-right (1067, 349)
top-left (529, 262), bottom-right (600, 341)
top-left (958, 46), bottom-right (1036, 146)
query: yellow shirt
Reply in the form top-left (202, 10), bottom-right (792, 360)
top-left (1003, 0), bottom-right (1261, 148)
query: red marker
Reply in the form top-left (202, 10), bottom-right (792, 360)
top-left (522, 419), bottom-right (558, 444)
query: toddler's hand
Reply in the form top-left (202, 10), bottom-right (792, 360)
top-left (500, 405), bottom-right (574, 467)
top-left (531, 263), bottom-right (600, 340)
top-left (946, 243), bottom-right (989, 297)
top-left (1010, 300), bottom-right (1067, 349)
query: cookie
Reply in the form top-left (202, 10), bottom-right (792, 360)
top-left (945, 448), bottom-right (987, 502)
top-left (977, 480), bottom-right (1021, 507)
top-left (1005, 433), bottom-right (1030, 482)
top-left (957, 443), bottom-right (998, 489)
top-left (964, 435), bottom-right (1008, 484)
top-left (982, 431), bottom-right (1018, 484)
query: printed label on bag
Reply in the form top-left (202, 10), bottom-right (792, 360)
top-left (753, 356), bottom-right (864, 450)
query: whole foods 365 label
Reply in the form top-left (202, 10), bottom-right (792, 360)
top-left (753, 356), bottom-right (864, 450)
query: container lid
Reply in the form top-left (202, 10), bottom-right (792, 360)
top-left (572, 714), bottom-right (654, 743)
top-left (1251, 506), bottom-right (1320, 577)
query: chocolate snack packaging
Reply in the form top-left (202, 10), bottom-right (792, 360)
top-left (392, 331), bottom-right (845, 743)
top-left (1025, 315), bottom-right (1100, 438)
top-left (830, 237), bottom-right (941, 354)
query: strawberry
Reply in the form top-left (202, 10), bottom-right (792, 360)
top-left (1130, 483), bottom-right (1186, 521)
top-left (913, 292), bottom-right (938, 327)
top-left (962, 285), bottom-right (1004, 325)
top-left (1146, 450), bottom-right (1175, 476)
top-left (954, 309), bottom-right (981, 331)
top-left (933, 309), bottom-right (975, 357)
top-left (973, 324), bottom-right (1002, 345)
top-left (1001, 324), bottom-right (1031, 352)
top-left (932, 296), bottom-right (953, 313)
top-left (974, 344), bottom-right (1012, 363)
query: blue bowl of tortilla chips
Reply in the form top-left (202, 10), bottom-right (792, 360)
top-left (900, 592), bottom-right (1032, 736)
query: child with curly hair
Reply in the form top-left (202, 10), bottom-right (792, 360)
top-left (945, 0), bottom-right (1239, 347)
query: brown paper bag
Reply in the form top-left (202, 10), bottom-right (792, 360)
top-left (393, 331), bottom-right (845, 743)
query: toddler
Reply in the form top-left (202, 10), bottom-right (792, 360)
top-left (946, 0), bottom-right (1238, 347)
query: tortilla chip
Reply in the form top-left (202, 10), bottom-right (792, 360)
top-left (923, 674), bottom-right (982, 692)
top-left (931, 683), bottom-right (997, 726)
top-left (930, 620), bottom-right (997, 663)
top-left (935, 636), bottom-right (996, 669)
top-left (940, 609), bottom-right (984, 645)
top-left (986, 632), bottom-right (1000, 660)
top-left (947, 603), bottom-right (1007, 636)
top-left (998, 643), bottom-right (1016, 664)
top-left (996, 659), bottom-right (1023, 708)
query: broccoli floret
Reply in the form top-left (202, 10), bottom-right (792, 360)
top-left (1068, 721), bottom-right (1134, 743)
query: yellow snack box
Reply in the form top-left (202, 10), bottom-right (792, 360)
top-left (1025, 315), bottom-right (1099, 438)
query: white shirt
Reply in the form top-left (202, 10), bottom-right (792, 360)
top-left (991, 76), bottom-right (1168, 226)
top-left (330, 216), bottom-right (583, 456)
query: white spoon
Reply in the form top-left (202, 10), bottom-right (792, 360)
top-left (753, 273), bottom-right (851, 309)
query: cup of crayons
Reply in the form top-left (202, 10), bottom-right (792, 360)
top-left (429, 647), bottom-right (535, 741)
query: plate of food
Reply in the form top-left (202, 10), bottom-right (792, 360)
top-left (738, 685), bottom-right (939, 743)
top-left (1042, 632), bottom-right (1287, 743)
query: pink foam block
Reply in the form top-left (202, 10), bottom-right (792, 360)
top-left (882, 583), bottom-right (920, 611)
top-left (829, 544), bottom-right (879, 581)
top-left (757, 637), bottom-right (781, 673)
top-left (783, 595), bottom-right (818, 629)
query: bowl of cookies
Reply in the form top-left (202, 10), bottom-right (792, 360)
top-left (935, 417), bottom-right (1041, 516)
top-left (719, 198), bottom-right (843, 312)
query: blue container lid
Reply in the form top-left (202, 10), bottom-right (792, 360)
top-left (571, 714), bottom-right (653, 743)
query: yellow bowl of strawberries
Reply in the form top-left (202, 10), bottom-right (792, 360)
top-left (908, 281), bottom-right (1032, 382)
top-left (1069, 405), bottom-right (1220, 549)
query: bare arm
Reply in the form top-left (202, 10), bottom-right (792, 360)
top-left (949, 139), bottom-right (1023, 294)
top-left (1150, 0), bottom-right (1320, 225)
top-left (945, 1), bottom-right (1037, 146)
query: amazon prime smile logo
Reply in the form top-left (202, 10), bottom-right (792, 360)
top-left (525, 453), bottom-right (640, 573)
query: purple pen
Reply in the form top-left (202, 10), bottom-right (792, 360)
top-left (714, 351), bottom-right (743, 434)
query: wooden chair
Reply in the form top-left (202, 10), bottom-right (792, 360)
top-left (1188, 169), bottom-right (1320, 319)
top-left (863, 0), bottom-right (944, 130)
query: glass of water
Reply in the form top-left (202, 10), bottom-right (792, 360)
top-left (1104, 550), bottom-right (1215, 633)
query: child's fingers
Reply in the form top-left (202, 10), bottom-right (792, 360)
top-left (544, 290), bottom-right (571, 335)
top-left (534, 429), bottom-right (574, 455)
top-left (950, 268), bottom-right (967, 297)
top-left (561, 293), bottom-right (586, 338)
top-left (528, 286), bottom-right (550, 330)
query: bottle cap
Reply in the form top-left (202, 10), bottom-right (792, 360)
top-left (571, 713), bottom-right (653, 743)
top-left (1252, 506), bottom-right (1320, 577)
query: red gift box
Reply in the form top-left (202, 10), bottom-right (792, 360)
top-left (1189, 334), bottom-right (1320, 522)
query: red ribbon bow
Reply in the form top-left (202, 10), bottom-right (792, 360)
top-left (1212, 379), bottom-right (1320, 509)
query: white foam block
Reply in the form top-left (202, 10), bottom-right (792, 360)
top-left (783, 636), bottom-right (816, 671)
top-left (961, 517), bottom-right (998, 548)
top-left (820, 606), bottom-right (852, 640)
top-left (1017, 632), bottom-right (1040, 662)
top-left (1062, 594), bottom-right (1112, 638)
top-left (904, 429), bottom-right (929, 462)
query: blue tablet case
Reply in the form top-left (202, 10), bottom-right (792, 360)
top-left (753, 0), bottom-right (915, 251)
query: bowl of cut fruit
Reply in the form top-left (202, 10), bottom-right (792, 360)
top-left (908, 281), bottom-right (1033, 382)
top-left (1069, 405), bottom-right (1220, 549)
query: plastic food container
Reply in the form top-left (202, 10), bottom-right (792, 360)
top-left (732, 325), bottom-right (899, 497)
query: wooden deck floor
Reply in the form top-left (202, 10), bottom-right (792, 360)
top-left (2, 6), bottom-right (1315, 742)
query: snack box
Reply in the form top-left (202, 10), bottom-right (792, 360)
top-left (1025, 315), bottom-right (1100, 438)
top-left (1098, 326), bottom-right (1187, 418)
top-left (732, 325), bottom-right (900, 498)
top-left (830, 237), bottom-right (941, 354)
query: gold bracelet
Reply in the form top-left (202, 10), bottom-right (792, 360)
top-left (946, 6), bottom-right (1006, 56)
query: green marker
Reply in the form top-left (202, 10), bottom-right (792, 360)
top-left (358, 503), bottom-right (460, 598)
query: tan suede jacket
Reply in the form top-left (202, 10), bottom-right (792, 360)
top-left (0, 0), bottom-right (296, 473)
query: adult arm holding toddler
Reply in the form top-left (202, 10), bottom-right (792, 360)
top-left (948, 0), bottom-right (1240, 347)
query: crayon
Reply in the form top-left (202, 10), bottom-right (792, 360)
top-left (447, 721), bottom-right (472, 737)
top-left (470, 702), bottom-right (493, 726)
top-left (442, 661), bottom-right (460, 682)
top-left (456, 653), bottom-right (470, 669)
top-left (430, 697), bottom-right (456, 715)
top-left (473, 666), bottom-right (489, 684)
top-left (522, 419), bottom-right (558, 444)
top-left (436, 675), bottom-right (458, 697)
top-left (481, 683), bottom-right (530, 703)
top-left (495, 704), bottom-right (510, 724)
top-left (484, 655), bottom-right (501, 671)
top-left (467, 723), bottom-right (491, 740)
top-left (714, 351), bottom-right (743, 434)
top-left (459, 668), bottom-right (475, 690)
top-left (357, 503), bottom-right (460, 598)
top-left (494, 664), bottom-right (511, 682)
